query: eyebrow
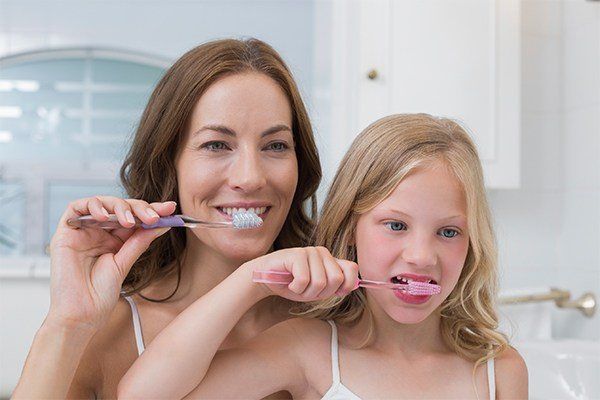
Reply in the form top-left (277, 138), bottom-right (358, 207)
top-left (193, 124), bottom-right (292, 138)
top-left (388, 208), bottom-right (466, 222)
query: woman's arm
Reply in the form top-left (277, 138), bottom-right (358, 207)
top-left (12, 318), bottom-right (96, 399)
top-left (118, 247), bottom-right (358, 399)
top-left (11, 197), bottom-right (174, 399)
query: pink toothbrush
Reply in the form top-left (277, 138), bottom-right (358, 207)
top-left (252, 270), bottom-right (441, 296)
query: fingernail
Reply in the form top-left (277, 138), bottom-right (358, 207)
top-left (125, 210), bottom-right (136, 224)
top-left (164, 201), bottom-right (177, 206)
top-left (146, 208), bottom-right (159, 218)
top-left (101, 207), bottom-right (110, 217)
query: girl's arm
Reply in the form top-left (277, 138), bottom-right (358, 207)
top-left (118, 247), bottom-right (358, 399)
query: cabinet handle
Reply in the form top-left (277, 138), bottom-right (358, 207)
top-left (367, 69), bottom-right (378, 80)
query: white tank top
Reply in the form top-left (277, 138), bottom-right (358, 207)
top-left (124, 295), bottom-right (145, 355)
top-left (321, 320), bottom-right (497, 400)
top-left (123, 299), bottom-right (496, 399)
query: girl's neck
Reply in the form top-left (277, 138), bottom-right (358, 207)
top-left (362, 297), bottom-right (448, 357)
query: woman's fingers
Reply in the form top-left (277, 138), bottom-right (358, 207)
top-left (112, 227), bottom-right (171, 281)
top-left (149, 201), bottom-right (177, 216)
top-left (87, 197), bottom-right (111, 221)
top-left (60, 196), bottom-right (177, 230)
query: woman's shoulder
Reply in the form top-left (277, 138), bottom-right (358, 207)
top-left (494, 346), bottom-right (528, 398)
top-left (261, 317), bottom-right (332, 342)
top-left (247, 317), bottom-right (333, 358)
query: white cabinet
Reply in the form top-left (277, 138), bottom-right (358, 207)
top-left (328, 0), bottom-right (521, 188)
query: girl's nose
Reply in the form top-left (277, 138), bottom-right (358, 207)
top-left (400, 233), bottom-right (437, 269)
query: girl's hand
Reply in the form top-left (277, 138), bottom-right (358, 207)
top-left (47, 196), bottom-right (176, 333)
top-left (244, 246), bottom-right (359, 303)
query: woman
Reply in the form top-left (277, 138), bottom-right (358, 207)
top-left (12, 38), bottom-right (321, 399)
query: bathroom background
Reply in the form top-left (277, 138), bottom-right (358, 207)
top-left (0, 1), bottom-right (598, 398)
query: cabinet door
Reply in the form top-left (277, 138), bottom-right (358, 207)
top-left (331, 0), bottom-right (520, 188)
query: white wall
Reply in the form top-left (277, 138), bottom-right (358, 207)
top-left (491, 0), bottom-right (599, 341)
top-left (0, 0), bottom-right (316, 101)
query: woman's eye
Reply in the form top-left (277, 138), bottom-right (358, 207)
top-left (440, 228), bottom-right (459, 238)
top-left (385, 221), bottom-right (407, 231)
top-left (266, 142), bottom-right (289, 152)
top-left (201, 141), bottom-right (229, 151)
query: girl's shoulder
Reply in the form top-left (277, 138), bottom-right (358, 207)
top-left (494, 346), bottom-right (528, 399)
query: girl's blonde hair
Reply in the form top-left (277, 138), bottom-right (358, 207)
top-left (296, 113), bottom-right (507, 368)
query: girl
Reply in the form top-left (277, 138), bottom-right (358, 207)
top-left (13, 38), bottom-right (321, 399)
top-left (119, 114), bottom-right (528, 399)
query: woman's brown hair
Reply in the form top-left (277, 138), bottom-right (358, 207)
top-left (120, 38), bottom-right (321, 300)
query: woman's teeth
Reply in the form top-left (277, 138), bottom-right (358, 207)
top-left (219, 207), bottom-right (267, 216)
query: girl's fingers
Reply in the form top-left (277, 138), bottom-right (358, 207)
top-left (321, 254), bottom-right (346, 299)
top-left (336, 259), bottom-right (360, 296)
top-left (287, 250), bottom-right (310, 295)
top-left (303, 247), bottom-right (328, 299)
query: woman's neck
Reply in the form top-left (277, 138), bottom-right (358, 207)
top-left (140, 234), bottom-right (289, 339)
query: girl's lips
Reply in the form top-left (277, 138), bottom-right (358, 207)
top-left (393, 289), bottom-right (432, 305)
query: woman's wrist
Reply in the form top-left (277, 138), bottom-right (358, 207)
top-left (42, 314), bottom-right (98, 345)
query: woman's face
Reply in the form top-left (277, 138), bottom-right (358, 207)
top-left (176, 72), bottom-right (298, 263)
top-left (354, 159), bottom-right (470, 324)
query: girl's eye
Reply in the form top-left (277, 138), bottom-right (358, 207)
top-left (385, 221), bottom-right (407, 231)
top-left (266, 141), bottom-right (289, 152)
top-left (439, 228), bottom-right (459, 238)
top-left (201, 141), bottom-right (230, 152)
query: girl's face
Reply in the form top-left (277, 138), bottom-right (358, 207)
top-left (176, 72), bottom-right (298, 263)
top-left (354, 159), bottom-right (470, 324)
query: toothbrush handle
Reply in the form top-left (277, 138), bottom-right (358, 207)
top-left (67, 214), bottom-right (186, 229)
top-left (251, 270), bottom-right (405, 291)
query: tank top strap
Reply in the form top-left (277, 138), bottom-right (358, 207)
top-left (487, 357), bottom-right (496, 400)
top-left (326, 320), bottom-right (341, 383)
top-left (123, 295), bottom-right (145, 355)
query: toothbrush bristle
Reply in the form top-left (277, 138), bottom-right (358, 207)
top-left (406, 281), bottom-right (441, 296)
top-left (231, 211), bottom-right (263, 229)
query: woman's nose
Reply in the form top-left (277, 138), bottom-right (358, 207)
top-left (227, 148), bottom-right (267, 193)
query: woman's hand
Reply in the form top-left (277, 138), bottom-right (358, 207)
top-left (47, 196), bottom-right (176, 333)
top-left (244, 246), bottom-right (359, 303)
